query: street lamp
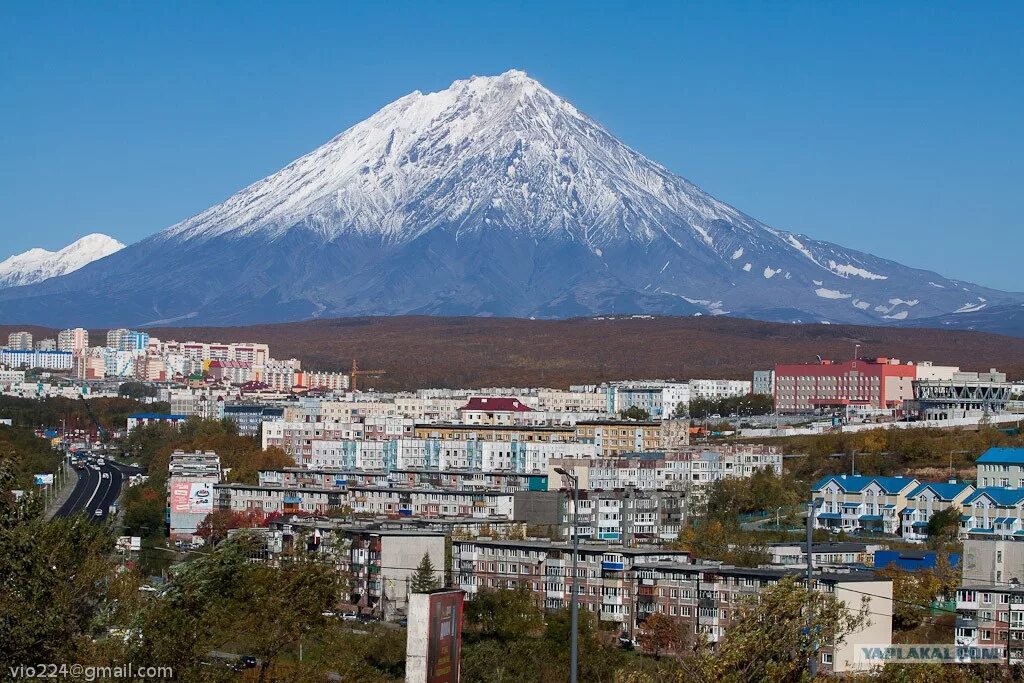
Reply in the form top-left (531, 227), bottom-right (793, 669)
top-left (554, 466), bottom-right (579, 683)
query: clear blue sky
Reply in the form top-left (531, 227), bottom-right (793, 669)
top-left (2, 2), bottom-right (1021, 289)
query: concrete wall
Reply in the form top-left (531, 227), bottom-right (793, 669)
top-left (832, 579), bottom-right (893, 673)
top-left (381, 534), bottom-right (446, 616)
top-left (962, 538), bottom-right (1024, 584)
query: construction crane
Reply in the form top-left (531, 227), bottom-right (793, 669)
top-left (350, 359), bottom-right (386, 393)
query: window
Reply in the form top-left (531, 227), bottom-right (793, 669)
top-left (821, 653), bottom-right (833, 665)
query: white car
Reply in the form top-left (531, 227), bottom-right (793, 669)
top-left (94, 509), bottom-right (104, 517)
top-left (101, 472), bottom-right (110, 479)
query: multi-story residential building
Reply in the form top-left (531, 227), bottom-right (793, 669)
top-left (57, 327), bottom-right (89, 353)
top-left (954, 584), bottom-right (1022, 664)
top-left (0, 368), bottom-right (27, 386)
top-left (688, 379), bottom-right (752, 401)
top-left (609, 382), bottom-right (691, 419)
top-left (774, 357), bottom-right (921, 414)
top-left (453, 538), bottom-right (690, 625)
top-left (156, 340), bottom-right (271, 367)
top-left (168, 450), bottom-right (221, 540)
top-left (976, 448), bottom-right (1024, 489)
top-left (207, 360), bottom-right (254, 385)
top-left (0, 349), bottom-right (73, 370)
top-left (216, 482), bottom-right (346, 515)
top-left (752, 370), bottom-right (776, 397)
top-left (263, 417), bottom-right (417, 459)
top-left (6, 331), bottom-right (32, 350)
top-left (634, 563), bottom-right (891, 673)
top-left (536, 388), bottom-right (607, 413)
top-left (961, 537), bottom-right (1024, 585)
top-left (553, 488), bottom-right (687, 542)
top-left (222, 404), bottom-right (285, 438)
top-left (263, 518), bottom-right (446, 618)
top-left (35, 338), bottom-right (57, 351)
top-left (393, 396), bottom-right (464, 423)
top-left (575, 419), bottom-right (662, 456)
top-left (414, 423), bottom-right (576, 444)
top-left (348, 486), bottom-right (516, 519)
top-left (960, 487), bottom-right (1024, 538)
top-left (900, 480), bottom-right (975, 542)
top-left (812, 475), bottom-right (921, 534)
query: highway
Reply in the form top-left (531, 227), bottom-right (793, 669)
top-left (54, 459), bottom-right (138, 522)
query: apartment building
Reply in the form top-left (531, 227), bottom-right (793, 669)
top-left (168, 450), bottom-right (221, 540)
top-left (687, 379), bottom-right (752, 401)
top-left (458, 397), bottom-right (536, 425)
top-left (0, 349), bottom-right (73, 370)
top-left (414, 423), bottom-right (577, 443)
top-left (610, 382), bottom-right (691, 419)
top-left (900, 480), bottom-right (975, 542)
top-left (960, 488), bottom-right (1024, 538)
top-left (126, 412), bottom-right (187, 432)
top-left (752, 370), bottom-right (775, 397)
top-left (263, 518), bottom-right (445, 618)
top-left (634, 563), bottom-right (892, 673)
top-left (812, 475), bottom-right (921, 534)
top-left (453, 538), bottom-right (690, 625)
top-left (216, 482), bottom-right (346, 515)
top-left (57, 327), bottom-right (89, 353)
top-left (575, 419), bottom-right (662, 456)
top-left (976, 448), bottom-right (1024, 489)
top-left (764, 541), bottom-right (882, 567)
top-left (6, 331), bottom-right (32, 350)
top-left (348, 485), bottom-right (515, 519)
top-left (954, 584), bottom-right (1022, 664)
top-left (555, 488), bottom-right (687, 542)
top-left (222, 404), bottom-right (285, 437)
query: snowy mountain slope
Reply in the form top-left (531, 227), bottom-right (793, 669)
top-left (0, 233), bottom-right (124, 288)
top-left (0, 70), bottom-right (1018, 329)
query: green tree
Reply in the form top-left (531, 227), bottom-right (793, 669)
top-left (463, 586), bottom-right (543, 641)
top-left (925, 507), bottom-right (961, 547)
top-left (620, 406), bottom-right (651, 420)
top-left (410, 552), bottom-right (440, 593)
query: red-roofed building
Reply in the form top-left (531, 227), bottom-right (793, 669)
top-left (207, 359), bottom-right (254, 385)
top-left (459, 396), bottom-right (535, 425)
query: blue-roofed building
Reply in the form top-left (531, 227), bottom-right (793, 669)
top-left (874, 549), bottom-right (960, 572)
top-left (976, 447), bottom-right (1024, 489)
top-left (960, 487), bottom-right (1024, 538)
top-left (126, 412), bottom-right (187, 433)
top-left (900, 480), bottom-right (975, 542)
top-left (811, 474), bottom-right (919, 534)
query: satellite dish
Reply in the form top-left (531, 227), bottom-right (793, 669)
top-left (815, 355), bottom-right (822, 363)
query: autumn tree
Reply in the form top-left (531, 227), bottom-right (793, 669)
top-left (463, 586), bottom-right (543, 641)
top-left (637, 612), bottom-right (683, 658)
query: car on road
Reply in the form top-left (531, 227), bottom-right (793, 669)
top-left (97, 458), bottom-right (105, 466)
top-left (94, 509), bottom-right (104, 517)
top-left (341, 612), bottom-right (359, 621)
top-left (231, 656), bottom-right (258, 672)
top-left (101, 472), bottom-right (110, 479)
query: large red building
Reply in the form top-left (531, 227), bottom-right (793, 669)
top-left (774, 358), bottom-right (917, 414)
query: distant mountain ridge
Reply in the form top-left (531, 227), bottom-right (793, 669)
top-left (0, 70), bottom-right (1018, 330)
top-left (0, 233), bottom-right (124, 288)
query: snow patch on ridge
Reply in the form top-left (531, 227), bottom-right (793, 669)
top-left (828, 260), bottom-right (888, 280)
top-left (815, 288), bottom-right (851, 300)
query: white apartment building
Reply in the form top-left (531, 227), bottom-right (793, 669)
top-left (0, 349), bottom-right (73, 370)
top-left (688, 378), bottom-right (752, 401)
top-left (6, 331), bottom-right (32, 350)
top-left (57, 328), bottom-right (89, 353)
top-left (305, 437), bottom-right (595, 472)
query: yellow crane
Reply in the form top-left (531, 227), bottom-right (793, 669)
top-left (350, 358), bottom-right (386, 392)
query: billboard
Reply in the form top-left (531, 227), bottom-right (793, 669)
top-left (169, 482), bottom-right (214, 513)
top-left (406, 590), bottom-right (465, 683)
top-left (426, 591), bottom-right (464, 683)
top-left (116, 536), bottom-right (142, 552)
top-left (33, 473), bottom-right (54, 486)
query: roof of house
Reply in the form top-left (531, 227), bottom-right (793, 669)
top-left (977, 448), bottom-right (1024, 465)
top-left (129, 412), bottom-right (186, 420)
top-left (908, 481), bottom-right (974, 501)
top-left (460, 397), bottom-right (534, 412)
top-left (964, 487), bottom-right (1024, 507)
top-left (811, 474), bottom-right (918, 495)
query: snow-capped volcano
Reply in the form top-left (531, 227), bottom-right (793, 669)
top-left (0, 233), bottom-right (124, 288)
top-left (0, 70), bottom-right (1018, 329)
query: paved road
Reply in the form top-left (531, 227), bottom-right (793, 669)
top-left (54, 460), bottom-right (138, 522)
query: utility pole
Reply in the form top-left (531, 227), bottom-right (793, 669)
top-left (806, 500), bottom-right (817, 678)
top-left (555, 467), bottom-right (579, 683)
